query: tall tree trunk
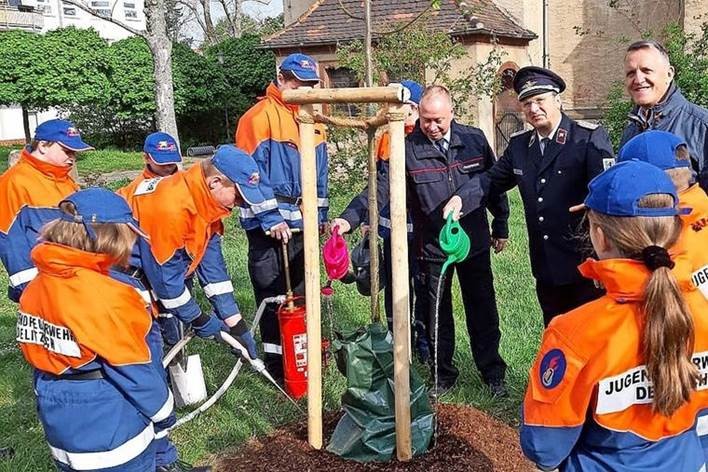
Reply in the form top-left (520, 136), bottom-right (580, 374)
top-left (21, 105), bottom-right (31, 143)
top-left (145, 0), bottom-right (180, 144)
top-left (201, 0), bottom-right (216, 44)
top-left (233, 0), bottom-right (243, 38)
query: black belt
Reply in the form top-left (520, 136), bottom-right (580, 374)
top-left (116, 265), bottom-right (145, 280)
top-left (275, 194), bottom-right (302, 205)
top-left (48, 370), bottom-right (105, 381)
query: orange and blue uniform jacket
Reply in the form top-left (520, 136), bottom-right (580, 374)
top-left (678, 184), bottom-right (708, 459)
top-left (126, 164), bottom-right (239, 325)
top-left (339, 130), bottom-right (414, 239)
top-left (0, 149), bottom-right (78, 301)
top-left (18, 243), bottom-right (173, 471)
top-left (679, 184), bottom-right (708, 300)
top-left (235, 82), bottom-right (329, 231)
top-left (521, 257), bottom-right (708, 471)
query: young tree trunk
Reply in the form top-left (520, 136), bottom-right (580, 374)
top-left (145, 0), bottom-right (180, 143)
top-left (363, 0), bottom-right (373, 88)
top-left (21, 105), bottom-right (31, 143)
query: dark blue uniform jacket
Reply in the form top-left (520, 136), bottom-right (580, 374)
top-left (386, 121), bottom-right (509, 261)
top-left (460, 114), bottom-right (614, 285)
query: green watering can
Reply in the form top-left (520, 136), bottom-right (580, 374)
top-left (439, 213), bottom-right (471, 274)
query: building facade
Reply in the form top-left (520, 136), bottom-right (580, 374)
top-left (0, 0), bottom-right (146, 144)
top-left (266, 0), bottom-right (707, 152)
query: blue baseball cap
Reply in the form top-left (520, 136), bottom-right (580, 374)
top-left (34, 119), bottom-right (93, 152)
top-left (582, 160), bottom-right (684, 217)
top-left (400, 80), bottom-right (424, 105)
top-left (211, 145), bottom-right (267, 206)
top-left (617, 130), bottom-right (690, 170)
top-left (279, 53), bottom-right (320, 82)
top-left (59, 188), bottom-right (147, 240)
top-left (143, 132), bottom-right (182, 164)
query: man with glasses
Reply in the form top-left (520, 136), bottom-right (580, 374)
top-left (445, 66), bottom-right (615, 326)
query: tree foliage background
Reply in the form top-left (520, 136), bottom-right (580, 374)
top-left (0, 26), bottom-right (275, 149)
top-left (336, 20), bottom-right (505, 119)
top-left (327, 19), bottom-right (504, 193)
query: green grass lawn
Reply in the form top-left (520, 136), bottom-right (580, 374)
top-left (0, 172), bottom-right (542, 470)
top-left (0, 146), bottom-right (144, 177)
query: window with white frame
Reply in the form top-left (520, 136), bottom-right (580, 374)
top-left (90, 0), bottom-right (110, 17)
top-left (63, 6), bottom-right (76, 16)
top-left (124, 1), bottom-right (137, 20)
top-left (35, 0), bottom-right (53, 15)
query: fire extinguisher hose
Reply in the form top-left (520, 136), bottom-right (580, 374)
top-left (159, 295), bottom-right (291, 435)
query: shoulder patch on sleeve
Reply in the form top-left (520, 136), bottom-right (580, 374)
top-left (134, 178), bottom-right (162, 196)
top-left (528, 328), bottom-right (588, 405)
top-left (540, 349), bottom-right (567, 389)
top-left (576, 120), bottom-right (600, 130)
top-left (510, 128), bottom-right (531, 139)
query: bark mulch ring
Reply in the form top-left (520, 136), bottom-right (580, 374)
top-left (216, 403), bottom-right (534, 471)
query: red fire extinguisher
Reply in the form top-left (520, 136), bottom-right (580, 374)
top-left (278, 295), bottom-right (308, 399)
top-left (277, 235), bottom-right (333, 400)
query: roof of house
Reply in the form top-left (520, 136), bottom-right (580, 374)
top-left (262, 0), bottom-right (536, 49)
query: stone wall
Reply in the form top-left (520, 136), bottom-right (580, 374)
top-left (545, 0), bottom-right (681, 118)
top-left (683, 0), bottom-right (708, 38)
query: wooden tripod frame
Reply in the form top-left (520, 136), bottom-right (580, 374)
top-left (282, 84), bottom-right (413, 461)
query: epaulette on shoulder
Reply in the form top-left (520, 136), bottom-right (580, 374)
top-left (510, 128), bottom-right (532, 139)
top-left (576, 120), bottom-right (600, 130)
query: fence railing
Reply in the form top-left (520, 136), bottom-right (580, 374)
top-left (0, 4), bottom-right (43, 31)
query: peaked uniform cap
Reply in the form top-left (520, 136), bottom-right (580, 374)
top-left (513, 66), bottom-right (566, 100)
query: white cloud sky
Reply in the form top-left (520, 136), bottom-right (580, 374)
top-left (241, 0), bottom-right (283, 18)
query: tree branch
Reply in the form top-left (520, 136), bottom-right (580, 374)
top-left (175, 0), bottom-right (208, 36)
top-left (337, 0), bottom-right (363, 21)
top-left (244, 0), bottom-right (272, 4)
top-left (217, 0), bottom-right (237, 37)
top-left (62, 0), bottom-right (147, 38)
top-left (373, 5), bottom-right (431, 36)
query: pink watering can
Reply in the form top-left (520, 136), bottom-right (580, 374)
top-left (323, 225), bottom-right (350, 281)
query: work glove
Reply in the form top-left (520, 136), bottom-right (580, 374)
top-left (191, 312), bottom-right (227, 339)
top-left (229, 318), bottom-right (259, 360)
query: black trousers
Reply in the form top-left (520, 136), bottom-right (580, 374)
top-left (246, 230), bottom-right (305, 379)
top-left (419, 250), bottom-right (506, 387)
top-left (535, 278), bottom-right (604, 326)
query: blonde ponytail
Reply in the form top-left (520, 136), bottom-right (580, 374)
top-left (588, 194), bottom-right (699, 416)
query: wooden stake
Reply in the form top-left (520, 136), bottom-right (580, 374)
top-left (367, 128), bottom-right (380, 323)
top-left (387, 104), bottom-right (412, 461)
top-left (283, 86), bottom-right (410, 105)
top-left (299, 104), bottom-right (323, 450)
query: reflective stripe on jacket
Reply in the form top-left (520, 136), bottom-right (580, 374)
top-left (235, 82), bottom-right (329, 231)
top-left (521, 257), bottom-right (708, 471)
top-left (0, 149), bottom-right (78, 301)
top-left (19, 243), bottom-right (173, 470)
top-left (126, 164), bottom-right (240, 323)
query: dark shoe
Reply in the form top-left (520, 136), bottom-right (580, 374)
top-left (156, 460), bottom-right (212, 472)
top-left (487, 378), bottom-right (508, 398)
top-left (0, 447), bottom-right (14, 460)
